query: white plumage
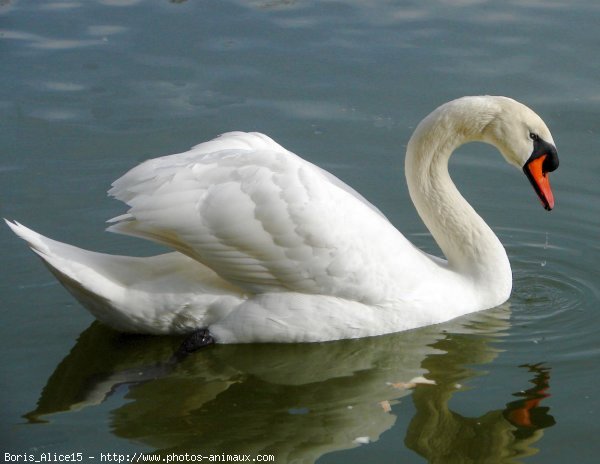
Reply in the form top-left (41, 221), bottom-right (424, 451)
top-left (6, 96), bottom-right (558, 343)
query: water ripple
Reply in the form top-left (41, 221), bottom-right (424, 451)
top-left (502, 228), bottom-right (599, 360)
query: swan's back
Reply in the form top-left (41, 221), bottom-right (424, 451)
top-left (108, 132), bottom-right (432, 304)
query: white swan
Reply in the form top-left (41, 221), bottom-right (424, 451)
top-left (6, 96), bottom-right (559, 344)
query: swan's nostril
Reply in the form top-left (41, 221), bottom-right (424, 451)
top-left (530, 137), bottom-right (559, 174)
top-left (542, 150), bottom-right (559, 173)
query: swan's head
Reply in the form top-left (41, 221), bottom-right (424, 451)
top-left (482, 96), bottom-right (559, 211)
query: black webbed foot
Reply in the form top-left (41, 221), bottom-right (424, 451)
top-left (171, 328), bottom-right (215, 362)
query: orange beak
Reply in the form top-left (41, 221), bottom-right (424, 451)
top-left (524, 154), bottom-right (554, 211)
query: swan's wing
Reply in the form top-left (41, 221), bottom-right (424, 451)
top-left (108, 132), bottom-right (421, 303)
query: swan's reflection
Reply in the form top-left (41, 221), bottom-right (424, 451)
top-left (25, 304), bottom-right (554, 463)
top-left (405, 341), bottom-right (555, 463)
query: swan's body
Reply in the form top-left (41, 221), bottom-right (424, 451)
top-left (7, 96), bottom-right (558, 343)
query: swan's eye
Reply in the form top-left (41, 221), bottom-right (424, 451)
top-left (529, 132), bottom-right (539, 142)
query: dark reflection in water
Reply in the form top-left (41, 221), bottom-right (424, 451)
top-left (25, 306), bottom-right (554, 463)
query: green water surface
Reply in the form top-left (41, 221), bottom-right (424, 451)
top-left (1, 1), bottom-right (599, 463)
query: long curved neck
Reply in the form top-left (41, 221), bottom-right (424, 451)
top-left (405, 98), bottom-right (511, 291)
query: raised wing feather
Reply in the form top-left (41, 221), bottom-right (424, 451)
top-left (108, 132), bottom-right (425, 303)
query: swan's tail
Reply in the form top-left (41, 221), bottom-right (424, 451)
top-left (5, 219), bottom-right (144, 331)
top-left (6, 220), bottom-right (108, 278)
top-left (5, 219), bottom-right (243, 334)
